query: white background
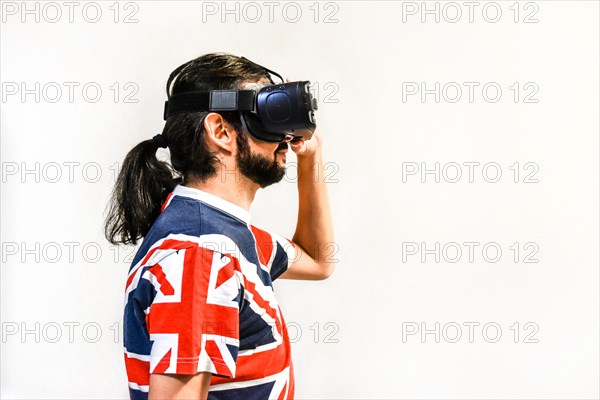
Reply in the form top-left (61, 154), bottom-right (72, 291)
top-left (1, 1), bottom-right (599, 398)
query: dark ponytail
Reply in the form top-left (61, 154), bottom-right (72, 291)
top-left (104, 52), bottom-right (271, 245)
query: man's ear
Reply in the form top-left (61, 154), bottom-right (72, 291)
top-left (203, 112), bottom-right (234, 153)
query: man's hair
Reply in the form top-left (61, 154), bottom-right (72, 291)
top-left (104, 53), bottom-right (271, 245)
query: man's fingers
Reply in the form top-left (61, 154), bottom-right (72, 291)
top-left (290, 139), bottom-right (305, 154)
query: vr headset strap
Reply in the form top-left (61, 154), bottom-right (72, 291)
top-left (164, 90), bottom-right (256, 120)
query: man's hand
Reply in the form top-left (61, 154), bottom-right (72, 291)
top-left (290, 130), bottom-right (323, 158)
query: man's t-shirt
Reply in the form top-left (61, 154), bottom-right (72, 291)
top-left (123, 184), bottom-right (298, 399)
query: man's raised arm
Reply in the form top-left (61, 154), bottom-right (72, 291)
top-left (280, 131), bottom-right (336, 280)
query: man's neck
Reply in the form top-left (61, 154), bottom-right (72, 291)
top-left (186, 173), bottom-right (259, 212)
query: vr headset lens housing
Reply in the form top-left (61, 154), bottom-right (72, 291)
top-left (240, 81), bottom-right (318, 142)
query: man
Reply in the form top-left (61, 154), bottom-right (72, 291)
top-left (104, 53), bottom-right (334, 399)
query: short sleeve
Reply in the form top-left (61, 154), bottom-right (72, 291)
top-left (269, 233), bottom-right (299, 281)
top-left (143, 245), bottom-right (242, 377)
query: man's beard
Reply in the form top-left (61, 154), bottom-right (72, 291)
top-left (236, 130), bottom-right (287, 188)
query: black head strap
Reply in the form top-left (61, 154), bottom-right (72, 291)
top-left (164, 90), bottom-right (256, 120)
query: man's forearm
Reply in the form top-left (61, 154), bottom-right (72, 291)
top-left (292, 148), bottom-right (335, 273)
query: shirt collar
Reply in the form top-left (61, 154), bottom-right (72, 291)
top-left (172, 184), bottom-right (251, 224)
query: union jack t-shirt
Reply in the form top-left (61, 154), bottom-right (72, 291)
top-left (123, 184), bottom-right (298, 399)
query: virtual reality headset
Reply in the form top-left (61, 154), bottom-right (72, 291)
top-left (163, 57), bottom-right (318, 143)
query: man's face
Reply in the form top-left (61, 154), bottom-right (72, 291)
top-left (234, 78), bottom-right (290, 188)
top-left (235, 127), bottom-right (288, 188)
